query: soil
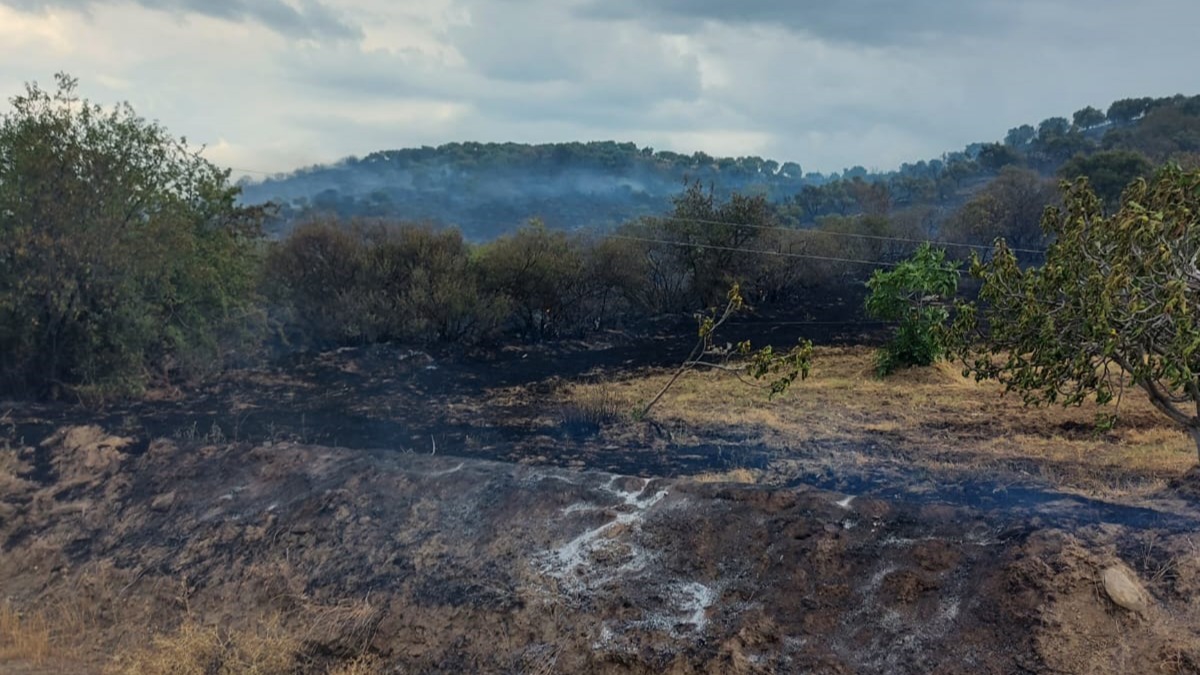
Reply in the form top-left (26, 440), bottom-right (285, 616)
top-left (2, 300), bottom-right (1200, 673)
top-left (3, 429), bottom-right (1199, 673)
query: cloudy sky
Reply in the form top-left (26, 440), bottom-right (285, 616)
top-left (1, 0), bottom-right (1196, 177)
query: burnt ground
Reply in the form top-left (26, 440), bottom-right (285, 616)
top-left (3, 291), bottom-right (1200, 673)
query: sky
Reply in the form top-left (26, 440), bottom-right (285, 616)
top-left (1, 0), bottom-right (1197, 177)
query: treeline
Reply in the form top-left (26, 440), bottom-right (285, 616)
top-left (241, 94), bottom-right (1200, 239)
top-left (266, 184), bottom-right (824, 351)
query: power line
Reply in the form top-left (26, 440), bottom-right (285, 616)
top-left (607, 233), bottom-right (913, 269)
top-left (641, 214), bottom-right (1047, 256)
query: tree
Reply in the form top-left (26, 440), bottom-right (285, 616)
top-left (1107, 97), bottom-right (1152, 125)
top-left (1037, 117), bottom-right (1071, 140)
top-left (941, 167), bottom-right (1057, 254)
top-left (0, 74), bottom-right (265, 397)
top-left (476, 219), bottom-right (586, 340)
top-left (950, 165), bottom-right (1200, 461)
top-left (977, 143), bottom-right (1022, 172)
top-left (656, 182), bottom-right (778, 307)
top-left (1005, 125), bottom-right (1037, 148)
top-left (1073, 106), bottom-right (1106, 130)
top-left (1058, 150), bottom-right (1152, 206)
top-left (865, 245), bottom-right (959, 375)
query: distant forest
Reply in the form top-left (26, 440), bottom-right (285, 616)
top-left (240, 94), bottom-right (1200, 240)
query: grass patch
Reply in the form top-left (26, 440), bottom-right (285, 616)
top-left (565, 346), bottom-right (1195, 496)
top-left (0, 602), bottom-right (51, 665)
top-left (559, 384), bottom-right (627, 436)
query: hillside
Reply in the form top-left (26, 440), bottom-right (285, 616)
top-left (239, 94), bottom-right (1200, 239)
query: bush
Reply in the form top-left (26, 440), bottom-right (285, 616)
top-left (475, 220), bottom-right (587, 339)
top-left (265, 219), bottom-right (501, 347)
top-left (865, 244), bottom-right (959, 376)
top-left (0, 74), bottom-right (266, 397)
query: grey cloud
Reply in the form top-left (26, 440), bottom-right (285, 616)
top-left (2, 0), bottom-right (361, 40)
top-left (577, 0), bottom-right (1010, 46)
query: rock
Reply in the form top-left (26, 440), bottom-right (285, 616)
top-left (150, 491), bottom-right (176, 511)
top-left (1102, 565), bottom-right (1151, 614)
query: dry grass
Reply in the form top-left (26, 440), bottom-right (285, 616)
top-left (0, 603), bottom-right (51, 665)
top-left (691, 468), bottom-right (762, 484)
top-left (569, 346), bottom-right (1196, 496)
top-left (103, 605), bottom-right (384, 675)
top-left (559, 383), bottom-right (627, 435)
top-left (104, 614), bottom-right (301, 675)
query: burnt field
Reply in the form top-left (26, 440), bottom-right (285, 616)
top-left (3, 299), bottom-right (1200, 674)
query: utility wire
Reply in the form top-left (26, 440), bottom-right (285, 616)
top-left (607, 234), bottom-right (913, 269)
top-left (641, 214), bottom-right (1047, 255)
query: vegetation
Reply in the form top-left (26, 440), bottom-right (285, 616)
top-left (239, 92), bottom-right (1200, 239)
top-left (638, 283), bottom-right (813, 418)
top-left (952, 165), bottom-right (1200, 460)
top-left (568, 345), bottom-right (1195, 495)
top-left (8, 72), bottom-right (1200, 476)
top-left (264, 220), bottom-right (500, 347)
top-left (0, 74), bottom-right (266, 398)
top-left (865, 244), bottom-right (959, 376)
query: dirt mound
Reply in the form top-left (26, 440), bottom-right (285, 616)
top-left (2, 427), bottom-right (1199, 673)
top-left (1008, 530), bottom-right (1200, 673)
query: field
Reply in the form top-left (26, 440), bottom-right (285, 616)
top-left (2, 332), bottom-right (1200, 673)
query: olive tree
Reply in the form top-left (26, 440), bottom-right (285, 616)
top-left (0, 74), bottom-right (265, 396)
top-left (951, 165), bottom-right (1200, 460)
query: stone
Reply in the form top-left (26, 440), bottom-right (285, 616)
top-left (1102, 565), bottom-right (1151, 614)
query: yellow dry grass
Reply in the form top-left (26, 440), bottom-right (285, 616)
top-left (0, 602), bottom-right (51, 666)
top-left (568, 346), bottom-right (1196, 496)
top-left (691, 468), bottom-right (762, 484)
top-left (104, 614), bottom-right (301, 675)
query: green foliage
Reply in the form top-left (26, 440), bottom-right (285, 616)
top-left (977, 143), bottom-right (1023, 172)
top-left (1073, 106), bottom-right (1107, 130)
top-left (865, 244), bottom-right (960, 376)
top-left (0, 74), bottom-right (265, 397)
top-left (1059, 150), bottom-right (1152, 206)
top-left (950, 165), bottom-right (1200, 458)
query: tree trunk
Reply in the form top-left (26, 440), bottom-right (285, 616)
top-left (1190, 426), bottom-right (1200, 465)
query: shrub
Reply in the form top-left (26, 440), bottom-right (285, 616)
top-left (265, 219), bottom-right (501, 347)
top-left (0, 74), bottom-right (266, 397)
top-left (865, 244), bottom-right (959, 376)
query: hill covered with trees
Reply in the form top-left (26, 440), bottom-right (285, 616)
top-left (240, 94), bottom-right (1200, 239)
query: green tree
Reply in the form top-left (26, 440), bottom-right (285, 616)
top-left (865, 244), bottom-right (960, 376)
top-left (0, 74), bottom-right (265, 397)
top-left (1073, 106), bottom-right (1106, 130)
top-left (639, 283), bottom-right (813, 417)
top-left (1058, 150), bottom-right (1152, 207)
top-left (950, 165), bottom-right (1200, 460)
top-left (977, 143), bottom-right (1023, 172)
top-left (1107, 97), bottom-right (1152, 125)
top-left (1005, 124), bottom-right (1037, 148)
top-left (1037, 117), bottom-right (1071, 140)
